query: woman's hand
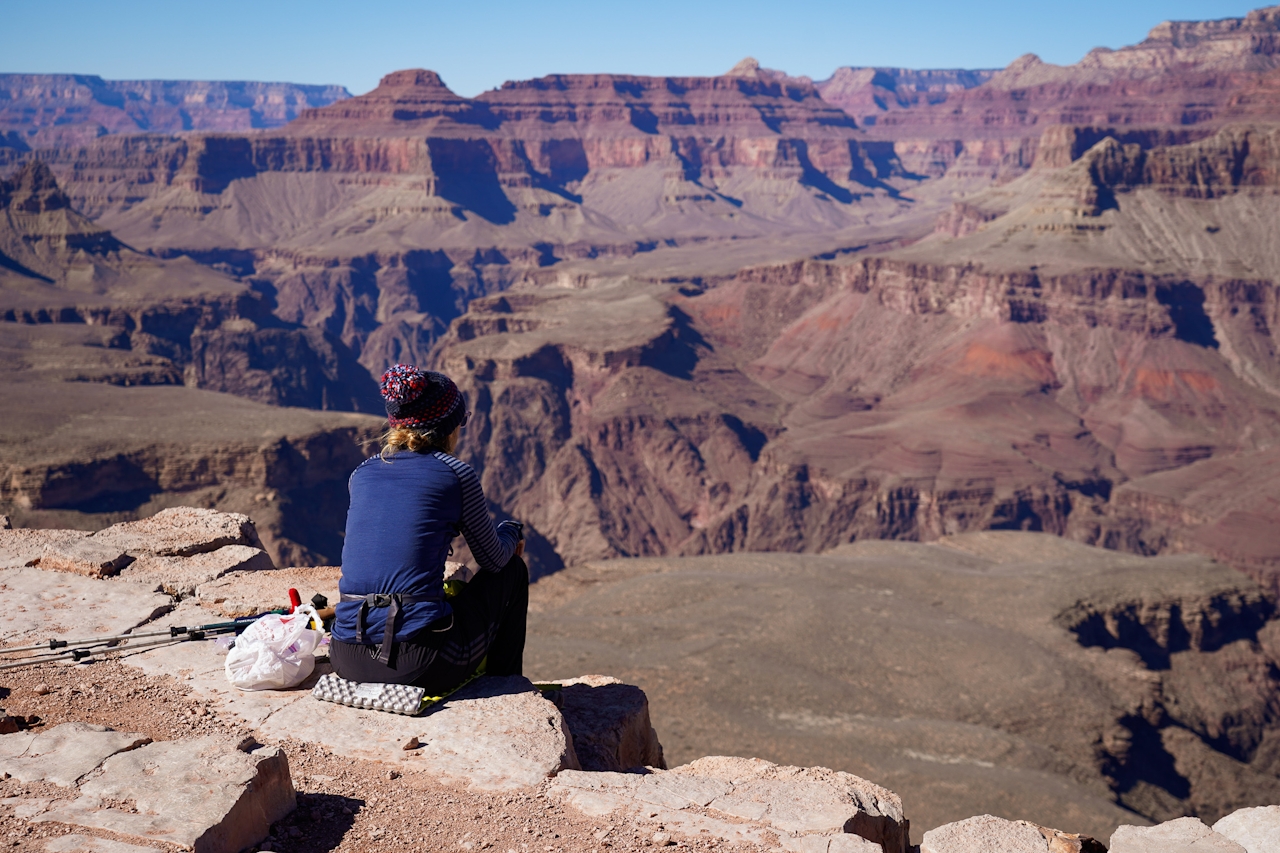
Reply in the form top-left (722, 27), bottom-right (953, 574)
top-left (515, 540), bottom-right (525, 558)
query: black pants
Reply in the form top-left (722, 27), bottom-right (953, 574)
top-left (329, 555), bottom-right (528, 695)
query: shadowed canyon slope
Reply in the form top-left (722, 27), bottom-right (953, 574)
top-left (1, 7), bottom-right (1279, 585)
top-left (0, 161), bottom-right (383, 563)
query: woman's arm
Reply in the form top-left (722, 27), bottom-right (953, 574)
top-left (435, 452), bottom-right (520, 572)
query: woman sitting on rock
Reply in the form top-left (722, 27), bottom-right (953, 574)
top-left (329, 363), bottom-right (527, 692)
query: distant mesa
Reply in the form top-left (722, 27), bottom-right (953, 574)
top-left (377, 68), bottom-right (454, 89)
top-left (288, 66), bottom-right (484, 130)
top-left (813, 65), bottom-right (998, 126)
top-left (0, 74), bottom-right (351, 151)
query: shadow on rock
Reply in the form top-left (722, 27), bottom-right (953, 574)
top-left (267, 792), bottom-right (361, 853)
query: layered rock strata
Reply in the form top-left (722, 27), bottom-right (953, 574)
top-left (0, 74), bottom-right (350, 150)
top-left (858, 6), bottom-right (1280, 179)
top-left (425, 125), bottom-right (1280, 583)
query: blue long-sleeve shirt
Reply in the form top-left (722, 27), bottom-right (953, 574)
top-left (333, 450), bottom-right (520, 645)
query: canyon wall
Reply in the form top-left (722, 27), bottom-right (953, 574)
top-left (2, 7), bottom-right (1280, 584)
top-left (0, 74), bottom-right (351, 151)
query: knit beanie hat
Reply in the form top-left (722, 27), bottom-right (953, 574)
top-left (380, 364), bottom-right (466, 434)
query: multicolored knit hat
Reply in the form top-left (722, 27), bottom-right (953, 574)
top-left (379, 364), bottom-right (466, 433)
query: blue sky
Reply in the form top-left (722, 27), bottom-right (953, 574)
top-left (1, 0), bottom-right (1260, 96)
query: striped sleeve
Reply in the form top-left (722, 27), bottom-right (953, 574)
top-left (434, 452), bottom-right (519, 573)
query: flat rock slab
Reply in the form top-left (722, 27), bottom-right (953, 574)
top-left (0, 723), bottom-right (150, 787)
top-left (1111, 818), bottom-right (1247, 853)
top-left (44, 835), bottom-right (159, 853)
top-left (553, 755), bottom-right (907, 853)
top-left (120, 635), bottom-right (580, 791)
top-left (1212, 807), bottom-right (1280, 853)
top-left (92, 508), bottom-right (260, 558)
top-left (921, 814), bottom-right (1105, 852)
top-left (119, 545), bottom-right (274, 597)
top-left (260, 674), bottom-right (580, 790)
top-left (32, 737), bottom-right (295, 853)
top-left (38, 539), bottom-right (134, 578)
top-left (0, 567), bottom-right (172, 645)
top-left (555, 675), bottom-right (665, 772)
top-left (0, 529), bottom-right (88, 569)
top-left (194, 565), bottom-right (341, 617)
top-left (118, 627), bottom-right (315, 729)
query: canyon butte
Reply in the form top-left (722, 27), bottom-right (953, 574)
top-left (3, 2), bottom-right (1280, 844)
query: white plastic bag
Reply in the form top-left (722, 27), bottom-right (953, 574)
top-left (225, 606), bottom-right (325, 691)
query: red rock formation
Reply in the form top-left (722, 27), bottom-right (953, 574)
top-left (3, 7), bottom-right (1280, 587)
top-left (814, 66), bottom-right (997, 128)
top-left (856, 6), bottom-right (1280, 179)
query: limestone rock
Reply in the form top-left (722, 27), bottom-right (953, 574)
top-left (1110, 817), bottom-right (1247, 853)
top-left (120, 545), bottom-right (275, 597)
top-left (921, 814), bottom-right (1105, 852)
top-left (555, 674), bottom-right (665, 771)
top-left (37, 538), bottom-right (134, 578)
top-left (194, 564), bottom-right (340, 617)
top-left (34, 737), bottom-right (295, 853)
top-left (0, 722), bottom-right (150, 787)
top-left (552, 755), bottom-right (907, 853)
top-left (92, 507), bottom-right (262, 558)
top-left (44, 834), bottom-right (158, 853)
top-left (118, 635), bottom-right (581, 791)
top-left (0, 529), bottom-right (87, 569)
top-left (0, 566), bottom-right (172, 645)
top-left (1213, 806), bottom-right (1280, 853)
top-left (259, 675), bottom-right (579, 790)
top-left (118, 634), bottom-right (313, 729)
top-left (2, 797), bottom-right (54, 819)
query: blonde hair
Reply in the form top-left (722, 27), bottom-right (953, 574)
top-left (380, 426), bottom-right (454, 460)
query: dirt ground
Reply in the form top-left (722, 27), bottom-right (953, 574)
top-left (0, 656), bottom-right (763, 853)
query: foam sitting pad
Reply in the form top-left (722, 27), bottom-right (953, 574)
top-left (311, 673), bottom-right (426, 716)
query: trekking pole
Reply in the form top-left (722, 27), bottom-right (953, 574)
top-left (0, 625), bottom-right (242, 672)
top-left (0, 614), bottom-right (277, 656)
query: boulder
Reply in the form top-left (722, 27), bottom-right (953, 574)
top-left (0, 529), bottom-right (86, 569)
top-left (0, 722), bottom-right (150, 787)
top-left (554, 674), bottom-right (666, 771)
top-left (1213, 806), bottom-right (1280, 853)
top-left (0, 566), bottom-right (172, 644)
top-left (921, 814), bottom-right (1105, 852)
top-left (92, 507), bottom-right (261, 558)
top-left (38, 539), bottom-right (134, 578)
top-left (552, 755), bottom-right (908, 853)
top-left (32, 737), bottom-right (295, 853)
top-left (1110, 817), bottom-right (1247, 853)
top-left (119, 545), bottom-right (275, 597)
top-left (194, 565), bottom-right (340, 617)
